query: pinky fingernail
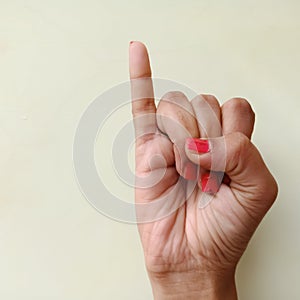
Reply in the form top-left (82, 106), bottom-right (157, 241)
top-left (201, 172), bottom-right (220, 194)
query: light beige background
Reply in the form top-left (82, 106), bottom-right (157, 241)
top-left (0, 0), bottom-right (299, 299)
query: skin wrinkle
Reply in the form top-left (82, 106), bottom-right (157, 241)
top-left (225, 192), bottom-right (258, 239)
top-left (147, 211), bottom-right (182, 271)
top-left (129, 42), bottom-right (278, 299)
top-left (170, 211), bottom-right (187, 266)
top-left (200, 206), bottom-right (228, 267)
top-left (136, 168), bottom-right (178, 201)
top-left (132, 99), bottom-right (156, 114)
top-left (231, 189), bottom-right (261, 222)
top-left (206, 205), bottom-right (231, 265)
top-left (135, 137), bottom-right (174, 173)
top-left (209, 203), bottom-right (242, 261)
top-left (186, 195), bottom-right (202, 261)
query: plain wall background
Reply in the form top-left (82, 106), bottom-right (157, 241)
top-left (0, 0), bottom-right (299, 299)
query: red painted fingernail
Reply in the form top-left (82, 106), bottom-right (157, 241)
top-left (186, 138), bottom-right (210, 153)
top-left (201, 172), bottom-right (220, 194)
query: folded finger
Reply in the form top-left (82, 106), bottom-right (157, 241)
top-left (221, 97), bottom-right (255, 139)
top-left (157, 91), bottom-right (199, 180)
top-left (190, 94), bottom-right (223, 193)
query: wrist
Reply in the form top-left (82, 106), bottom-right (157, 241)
top-left (149, 270), bottom-right (237, 300)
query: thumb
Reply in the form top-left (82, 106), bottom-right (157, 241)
top-left (185, 132), bottom-right (278, 205)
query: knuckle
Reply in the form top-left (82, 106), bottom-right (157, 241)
top-left (224, 97), bottom-right (255, 118)
top-left (158, 91), bottom-right (191, 115)
top-left (132, 99), bottom-right (155, 115)
top-left (157, 91), bottom-right (198, 137)
top-left (161, 91), bottom-right (187, 103)
top-left (200, 94), bottom-right (220, 107)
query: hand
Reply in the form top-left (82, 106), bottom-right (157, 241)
top-left (129, 41), bottom-right (278, 300)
